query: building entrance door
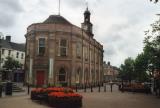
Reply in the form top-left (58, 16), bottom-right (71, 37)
top-left (36, 71), bottom-right (45, 86)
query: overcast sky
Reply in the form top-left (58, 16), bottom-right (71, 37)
top-left (0, 0), bottom-right (159, 67)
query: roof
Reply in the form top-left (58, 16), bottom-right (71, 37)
top-left (43, 15), bottom-right (72, 25)
top-left (0, 39), bottom-right (25, 52)
top-left (84, 7), bottom-right (91, 15)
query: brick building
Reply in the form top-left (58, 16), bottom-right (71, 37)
top-left (103, 62), bottom-right (119, 82)
top-left (25, 8), bottom-right (103, 87)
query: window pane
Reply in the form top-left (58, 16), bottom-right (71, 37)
top-left (21, 53), bottom-right (23, 59)
top-left (39, 38), bottom-right (45, 47)
top-left (59, 75), bottom-right (65, 81)
top-left (39, 38), bottom-right (45, 55)
top-left (2, 49), bottom-right (5, 54)
top-left (60, 47), bottom-right (66, 56)
top-left (8, 50), bottom-right (11, 56)
top-left (39, 47), bottom-right (45, 55)
top-left (60, 39), bottom-right (67, 47)
top-left (16, 52), bottom-right (19, 58)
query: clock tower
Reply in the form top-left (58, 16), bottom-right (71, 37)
top-left (81, 7), bottom-right (93, 36)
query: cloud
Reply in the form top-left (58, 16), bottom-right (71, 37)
top-left (64, 0), bottom-right (84, 8)
top-left (63, 0), bottom-right (102, 9)
top-left (104, 45), bottom-right (116, 56)
top-left (0, 0), bottom-right (23, 28)
top-left (0, 0), bottom-right (159, 67)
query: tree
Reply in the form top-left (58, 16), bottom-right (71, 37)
top-left (119, 12), bottom-right (160, 83)
top-left (150, 0), bottom-right (159, 3)
top-left (119, 57), bottom-right (135, 82)
top-left (3, 57), bottom-right (22, 70)
top-left (134, 53), bottom-right (149, 82)
top-left (144, 18), bottom-right (160, 70)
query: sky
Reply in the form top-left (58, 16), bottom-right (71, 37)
top-left (0, 0), bottom-right (159, 67)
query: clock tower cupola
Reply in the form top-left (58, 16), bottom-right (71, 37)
top-left (81, 7), bottom-right (93, 37)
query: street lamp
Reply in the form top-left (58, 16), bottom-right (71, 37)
top-left (148, 63), bottom-right (154, 77)
top-left (148, 63), bottom-right (154, 94)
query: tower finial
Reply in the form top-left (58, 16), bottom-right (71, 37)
top-left (58, 0), bottom-right (61, 15)
top-left (86, 1), bottom-right (88, 10)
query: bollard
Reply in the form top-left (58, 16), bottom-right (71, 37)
top-left (118, 84), bottom-right (121, 90)
top-left (28, 84), bottom-right (30, 95)
top-left (0, 84), bottom-right (2, 97)
top-left (104, 84), bottom-right (106, 92)
top-left (84, 84), bottom-right (86, 92)
top-left (110, 84), bottom-right (113, 92)
top-left (76, 85), bottom-right (78, 92)
top-left (101, 82), bottom-right (103, 87)
top-left (98, 84), bottom-right (100, 92)
top-left (122, 84), bottom-right (124, 93)
top-left (91, 84), bottom-right (93, 92)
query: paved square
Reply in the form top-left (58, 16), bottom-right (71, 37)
top-left (0, 86), bottom-right (160, 108)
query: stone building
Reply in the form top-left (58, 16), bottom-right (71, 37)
top-left (25, 8), bottom-right (103, 87)
top-left (103, 62), bottom-right (119, 82)
top-left (0, 36), bottom-right (25, 82)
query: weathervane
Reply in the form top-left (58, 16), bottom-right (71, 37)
top-left (85, 0), bottom-right (88, 9)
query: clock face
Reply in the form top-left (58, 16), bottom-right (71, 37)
top-left (86, 18), bottom-right (89, 21)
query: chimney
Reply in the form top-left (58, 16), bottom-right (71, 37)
top-left (6, 35), bottom-right (11, 42)
top-left (107, 61), bottom-right (110, 66)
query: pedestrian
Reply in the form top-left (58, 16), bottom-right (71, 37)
top-left (118, 84), bottom-right (121, 90)
top-left (110, 83), bottom-right (113, 92)
top-left (27, 83), bottom-right (30, 95)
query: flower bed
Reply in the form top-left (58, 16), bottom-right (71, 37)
top-left (48, 92), bottom-right (82, 108)
top-left (119, 83), bottom-right (150, 93)
top-left (31, 87), bottom-right (82, 108)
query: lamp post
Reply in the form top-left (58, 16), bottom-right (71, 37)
top-left (0, 39), bottom-right (2, 82)
top-left (148, 63), bottom-right (154, 93)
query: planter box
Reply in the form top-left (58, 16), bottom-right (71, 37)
top-left (48, 96), bottom-right (82, 108)
top-left (31, 87), bottom-right (82, 108)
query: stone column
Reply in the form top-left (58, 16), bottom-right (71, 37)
top-left (49, 58), bottom-right (54, 85)
top-left (29, 58), bottom-right (33, 84)
top-left (71, 42), bottom-right (76, 86)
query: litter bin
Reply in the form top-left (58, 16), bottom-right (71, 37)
top-left (0, 84), bottom-right (2, 97)
top-left (5, 82), bottom-right (12, 95)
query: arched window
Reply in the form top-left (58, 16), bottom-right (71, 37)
top-left (59, 68), bottom-right (66, 82)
